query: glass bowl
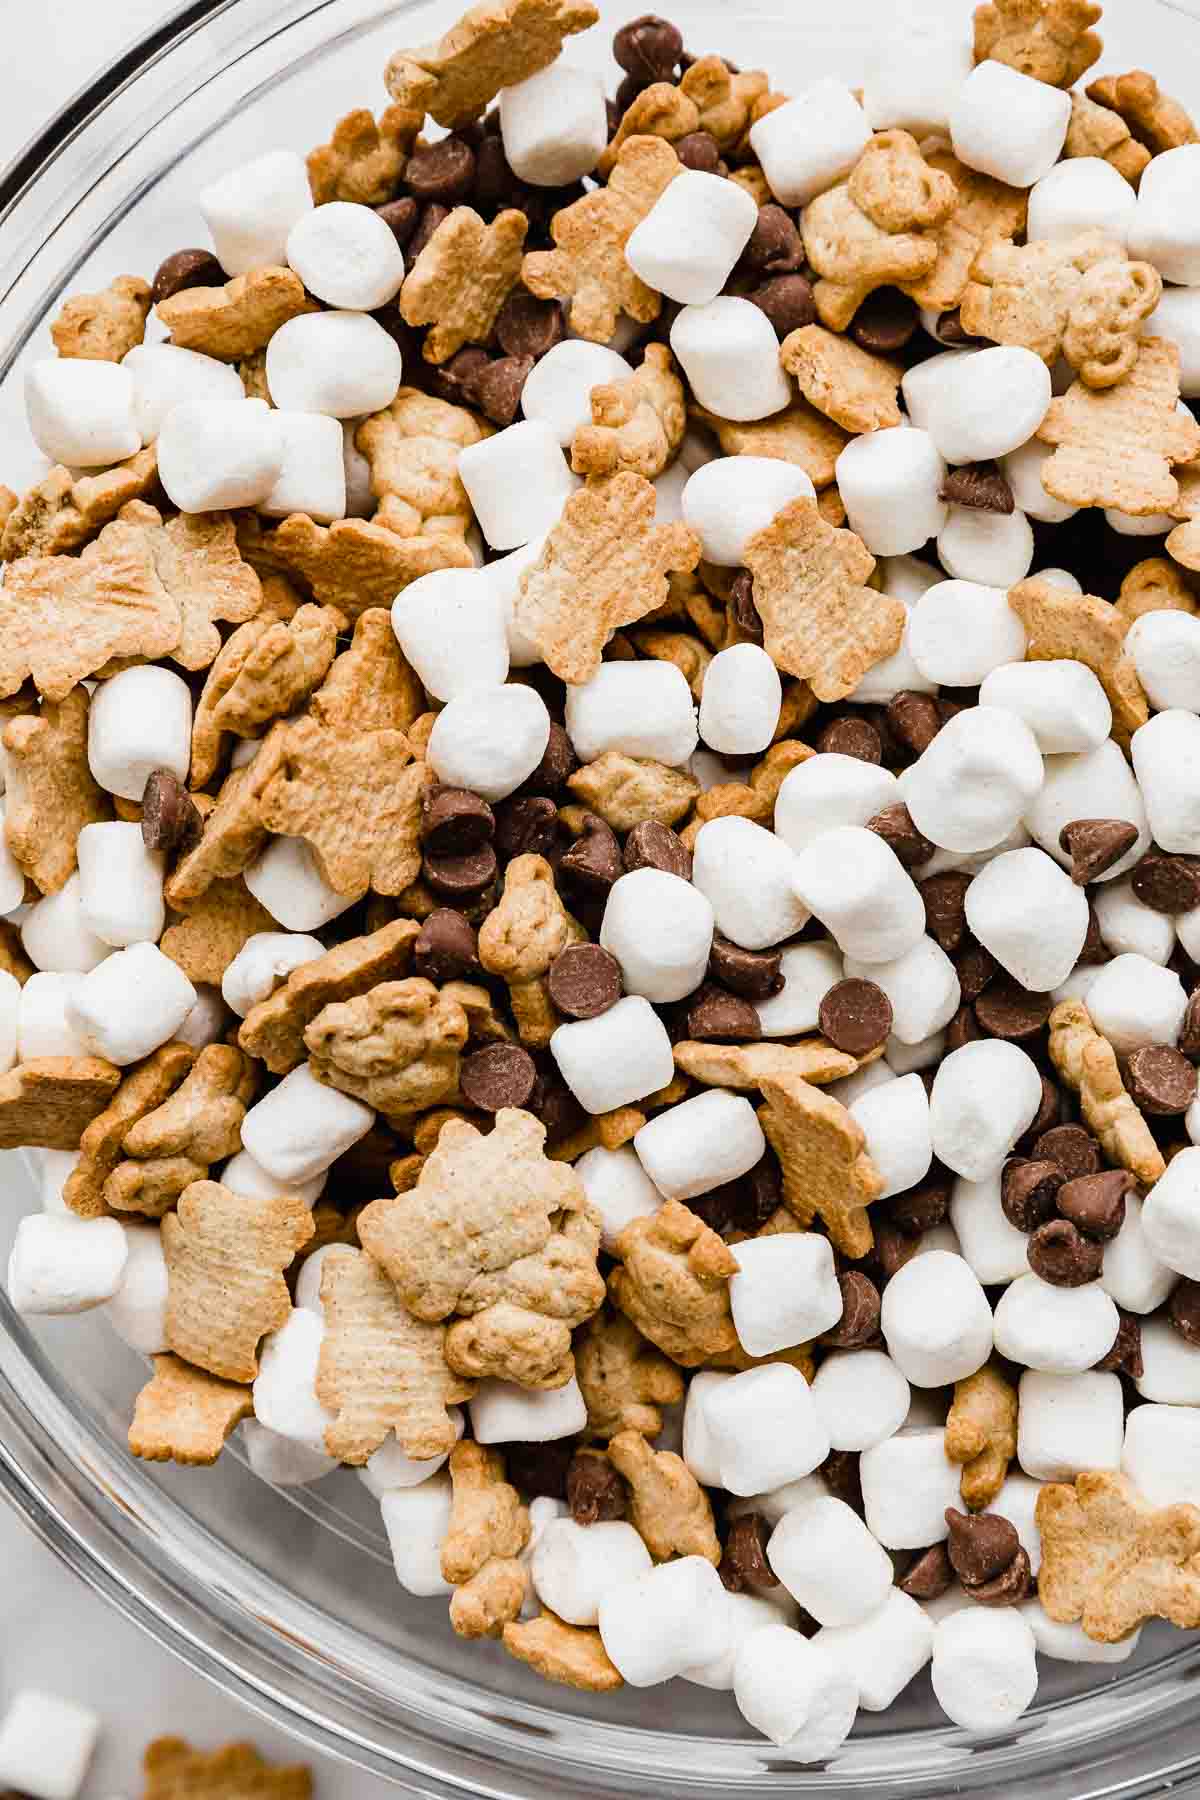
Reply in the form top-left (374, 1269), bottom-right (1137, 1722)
top-left (3, 1), bottom-right (1200, 1792)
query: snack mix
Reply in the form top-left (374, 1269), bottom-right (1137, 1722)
top-left (8, 0), bottom-right (1200, 1759)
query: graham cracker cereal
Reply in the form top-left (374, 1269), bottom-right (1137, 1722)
top-left (609, 1427), bottom-right (720, 1563)
top-left (1086, 69), bottom-right (1198, 153)
top-left (1065, 90), bottom-right (1151, 185)
top-left (680, 739), bottom-right (816, 848)
top-left (356, 386), bottom-right (488, 543)
top-left (0, 1057), bottom-right (120, 1149)
top-left (112, 1046), bottom-right (259, 1217)
top-left (400, 206), bottom-right (528, 364)
top-left (758, 1071), bottom-right (885, 1257)
top-left (0, 486), bottom-right (14, 532)
top-left (673, 1037), bottom-right (871, 1090)
top-left (973, 0), bottom-right (1103, 87)
top-left (1037, 1470), bottom-right (1200, 1642)
top-left (254, 513), bottom-right (474, 619)
top-left (142, 1736), bottom-right (312, 1799)
top-left (945, 1362), bottom-right (1018, 1509)
top-left (239, 918), bottom-right (419, 1074)
top-left (522, 135), bottom-right (682, 343)
top-left (680, 54), bottom-right (773, 152)
top-left (1008, 575), bottom-right (1149, 741)
top-left (156, 267), bottom-right (318, 360)
top-left (900, 144), bottom-right (1028, 313)
top-left (50, 275), bottom-right (151, 361)
top-left (63, 1043), bottom-right (195, 1220)
top-left (609, 1199), bottom-right (740, 1367)
top-left (1038, 338), bottom-right (1200, 515)
top-left (442, 1440), bottom-right (530, 1638)
top-left (1114, 556), bottom-right (1199, 625)
top-left (0, 447), bottom-right (159, 563)
top-left (385, 0), bottom-right (599, 128)
top-left (597, 81), bottom-right (699, 179)
top-left (160, 877), bottom-right (278, 986)
top-left (189, 604), bottom-right (341, 787)
top-left (128, 1353), bottom-right (252, 1466)
top-left (0, 921), bottom-right (34, 986)
top-left (546, 1104), bottom-right (646, 1164)
top-left (165, 727), bottom-right (287, 909)
top-left (1048, 998), bottom-right (1166, 1185)
top-left (124, 500), bottom-right (263, 673)
top-left (742, 494), bottom-right (902, 702)
top-left (3, 689), bottom-right (111, 894)
top-left (477, 853), bottom-right (584, 1045)
top-left (503, 1611), bottom-right (623, 1693)
top-left (781, 324), bottom-right (903, 434)
top-left (574, 1306), bottom-right (685, 1439)
top-left (566, 750), bottom-right (699, 831)
top-left (630, 627), bottom-right (711, 698)
top-left (510, 471), bottom-right (701, 684)
top-left (305, 976), bottom-right (469, 1117)
top-left (571, 344), bottom-right (686, 481)
top-left (690, 402), bottom-right (850, 488)
top-left (1167, 462), bottom-right (1200, 574)
top-left (316, 1245), bottom-right (474, 1462)
top-left (310, 607), bottom-right (423, 735)
top-left (163, 1179), bottom-right (313, 1382)
top-left (306, 103), bottom-right (421, 204)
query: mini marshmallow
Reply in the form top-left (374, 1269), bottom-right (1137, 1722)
top-left (427, 682), bottom-right (552, 802)
top-left (0, 806), bottom-right (21, 914)
top-left (565, 660), bottom-right (698, 767)
top-left (682, 456), bottom-right (815, 567)
top-left (1132, 710), bottom-right (1200, 853)
top-left (381, 1473), bottom-right (454, 1597)
top-left (850, 571), bottom-right (940, 702)
top-left (729, 1232), bottom-right (843, 1358)
top-left (1149, 1152), bottom-right (1200, 1279)
top-left (812, 1349), bottom-right (910, 1453)
top-left (221, 932), bottom-right (324, 1018)
top-left (1123, 1402), bottom-right (1200, 1507)
top-left (965, 847), bottom-right (1090, 991)
top-left (670, 298), bottom-right (792, 421)
top-left (900, 349), bottom-right (968, 433)
top-left (903, 706), bottom-right (1044, 854)
top-left (1028, 156), bottom-right (1138, 246)
top-left (908, 579), bottom-right (1028, 686)
top-left (774, 754), bottom-right (898, 854)
top-left (881, 1251), bottom-right (994, 1387)
top-left (937, 504), bottom-right (1034, 588)
top-left (599, 867), bottom-right (713, 1002)
top-left (1136, 1318), bottom-right (1200, 1405)
top-left (244, 834), bottom-right (357, 931)
top-left (75, 822), bottom-right (165, 949)
top-left (87, 664), bottom-right (192, 803)
top-left (286, 201), bottom-right (406, 310)
top-left (483, 535), bottom-right (546, 665)
top-left (258, 409), bottom-right (346, 522)
top-left (243, 1419), bottom-right (336, 1487)
top-left (7, 1214), bottom-right (127, 1316)
top-left (728, 1476), bottom-right (828, 1531)
top-left (105, 1222), bottom-right (168, 1354)
top-left (392, 567), bottom-right (510, 701)
top-left (1148, 286), bottom-right (1200, 398)
top-left (922, 346), bottom-right (1053, 464)
top-left (692, 815), bottom-right (808, 951)
top-left (979, 660), bottom-right (1110, 754)
top-left (471, 1376), bottom-right (588, 1444)
top-left (1017, 1369), bottom-right (1124, 1481)
top-left (755, 940), bottom-right (845, 1038)
top-left (683, 1369), bottom-right (733, 1486)
top-left (292, 1243), bottom-right (339, 1314)
top-left (930, 1040), bottom-right (1043, 1181)
top-left (519, 1495), bottom-right (569, 1619)
top-left (25, 359), bottom-right (141, 468)
top-left (252, 1307), bottom-right (334, 1454)
top-left (791, 826), bottom-right (925, 964)
top-left (265, 310), bottom-right (403, 416)
top-left (0, 1688), bottom-right (101, 1800)
top-left (626, 169), bottom-right (758, 305)
top-left (38, 1150), bottom-right (76, 1215)
top-left (994, 1273), bottom-right (1118, 1374)
top-left (862, 28), bottom-right (973, 135)
top-left (66, 943), bottom-right (195, 1065)
top-left (358, 1413), bottom-right (464, 1496)
top-left (634, 1090), bottom-right (764, 1203)
top-left (498, 59), bottom-right (607, 184)
top-left (950, 60), bottom-right (1070, 186)
top-left (551, 995), bottom-right (675, 1114)
top-left (846, 937), bottom-right (960, 1046)
top-left (533, 1517), bottom-right (653, 1626)
top-left (1021, 1598), bottom-right (1139, 1664)
top-left (684, 1590), bottom-right (797, 1690)
top-left (521, 340), bottom-right (631, 445)
top-left (1002, 436), bottom-right (1079, 524)
top-left (1093, 876), bottom-right (1175, 965)
top-left (21, 877), bottom-right (111, 974)
top-left (1126, 609), bottom-right (1200, 713)
top-left (1127, 144), bottom-right (1200, 285)
top-left (571, 1145), bottom-right (662, 1251)
top-left (887, 1029), bottom-right (946, 1074)
top-left (1034, 567), bottom-right (1083, 592)
top-left (598, 1555), bottom-right (730, 1686)
top-left (834, 427), bottom-right (948, 557)
top-left (733, 1625), bottom-right (859, 1757)
top-left (698, 643), bottom-right (783, 755)
top-left (200, 148), bottom-right (311, 273)
top-left (987, 1472), bottom-right (1045, 1576)
top-left (18, 974), bottom-right (88, 1059)
top-left (179, 983), bottom-right (230, 1048)
top-left (241, 1062), bottom-right (373, 1184)
top-left (1101, 1191), bottom-right (1177, 1314)
top-left (950, 1169), bottom-right (1036, 1286)
top-left (1026, 740), bottom-right (1148, 880)
top-left (1085, 953), bottom-right (1187, 1054)
top-left (1106, 506), bottom-right (1173, 536)
top-left (768, 1494), bottom-right (892, 1626)
top-left (458, 420), bottom-right (578, 549)
top-left (158, 397), bottom-right (283, 511)
top-left (850, 1072), bottom-right (933, 1200)
top-left (817, 1587), bottom-right (934, 1713)
top-left (749, 79), bottom-right (871, 207)
top-left (931, 1607), bottom-right (1038, 1732)
top-left (123, 342), bottom-right (244, 441)
top-left (860, 1427), bottom-right (963, 1547)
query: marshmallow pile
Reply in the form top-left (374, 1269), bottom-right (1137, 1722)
top-left (8, 0), bottom-right (1200, 1765)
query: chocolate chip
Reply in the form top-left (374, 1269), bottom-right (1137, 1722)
top-left (495, 794), bottom-right (560, 860)
top-left (850, 286), bottom-right (919, 353)
top-left (1017, 1073), bottom-right (1064, 1150)
top-left (887, 689), bottom-right (943, 757)
top-left (1125, 1043), bottom-right (1198, 1116)
top-left (495, 291), bottom-right (565, 359)
top-left (1180, 990), bottom-right (1200, 1059)
top-left (1078, 902), bottom-right (1111, 964)
top-left (867, 801), bottom-right (935, 869)
top-left (743, 204), bottom-right (805, 274)
top-left (816, 716), bottom-right (882, 763)
top-left (899, 1543), bottom-right (953, 1601)
top-left (968, 1546), bottom-right (1033, 1606)
top-left (1058, 1168), bottom-right (1130, 1240)
top-left (1059, 818), bottom-right (1140, 886)
top-left (675, 130), bottom-right (724, 172)
top-left (151, 247), bottom-right (224, 305)
top-left (818, 1270), bottom-right (882, 1347)
top-left (945, 1003), bottom-right (982, 1053)
top-left (873, 1217), bottom-right (923, 1278)
top-left (421, 786), bottom-right (495, 855)
top-left (613, 13), bottom-right (684, 83)
top-left (685, 982), bottom-right (763, 1042)
top-left (1169, 1279), bottom-right (1200, 1347)
top-left (505, 1437), bottom-right (573, 1500)
top-left (887, 1166), bottom-right (951, 1235)
top-left (1131, 848), bottom-right (1200, 914)
top-left (935, 307), bottom-right (988, 346)
top-left (938, 460), bottom-right (1015, 514)
top-left (945, 1508), bottom-right (1020, 1587)
top-left (1001, 1158), bottom-right (1063, 1232)
top-left (1034, 1124), bottom-right (1102, 1181)
top-left (1096, 1309), bottom-right (1143, 1378)
top-left (919, 872), bottom-right (971, 953)
top-left (460, 1042), bottom-right (538, 1112)
top-left (472, 353), bottom-right (535, 426)
top-left (719, 1512), bottom-right (778, 1593)
top-left (728, 569), bottom-right (763, 641)
top-left (559, 812), bottom-right (622, 900)
top-left (429, 344), bottom-right (492, 405)
top-left (624, 820), bottom-right (692, 880)
top-left (405, 134), bottom-right (477, 203)
top-left (413, 908), bottom-right (481, 982)
top-left (406, 200), bottom-right (450, 266)
top-left (141, 769), bottom-right (202, 853)
top-left (955, 940), bottom-right (999, 1002)
top-left (547, 943), bottom-right (623, 1020)
top-left (614, 72), bottom-right (646, 114)
top-left (1027, 1217), bottom-right (1104, 1286)
top-left (375, 196), bottom-right (420, 246)
top-left (820, 1449), bottom-right (864, 1515)
top-left (975, 977), bottom-right (1053, 1041)
top-left (747, 273), bottom-right (817, 339)
top-left (529, 1065), bottom-right (586, 1145)
top-left (708, 933), bottom-right (783, 1001)
top-left (519, 722), bottom-right (576, 798)
top-left (423, 842), bottom-right (498, 900)
top-left (567, 1451), bottom-right (627, 1525)
top-left (818, 977), bottom-right (893, 1055)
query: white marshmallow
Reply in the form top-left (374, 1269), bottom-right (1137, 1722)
top-left (1147, 286), bottom-right (1200, 397)
top-left (599, 867), bottom-right (713, 1003)
top-left (670, 298), bottom-right (792, 421)
top-left (860, 1427), bottom-right (963, 1547)
top-left (1002, 436), bottom-right (1079, 524)
top-left (903, 706), bottom-right (1044, 855)
top-left (682, 1369), bottom-right (733, 1486)
top-left (850, 566), bottom-right (940, 703)
top-left (1093, 876), bottom-right (1175, 965)
top-left (244, 834), bottom-right (357, 931)
top-left (381, 1474), bottom-right (454, 1597)
top-left (458, 419), bottom-right (579, 549)
top-left (1107, 506), bottom-right (1173, 536)
top-left (532, 1518), bottom-right (652, 1627)
top-left (692, 815), bottom-right (808, 950)
top-left (937, 504), bottom-right (1034, 588)
top-left (768, 1494), bottom-right (892, 1627)
top-left (123, 342), bottom-right (244, 442)
top-left (498, 62), bottom-right (607, 186)
top-left (850, 1072), bottom-right (933, 1200)
top-left (286, 201), bottom-right (405, 310)
top-left (979, 660), bottom-right (1110, 754)
top-left (729, 1232), bottom-right (843, 1358)
top-left (519, 1495), bottom-right (569, 1619)
top-left (221, 932), bottom-right (324, 1018)
top-left (470, 1376), bottom-right (588, 1444)
top-left (1017, 1369), bottom-right (1125, 1481)
top-left (484, 535), bottom-right (546, 666)
top-left (923, 346), bottom-right (1053, 464)
top-left (1028, 157), bottom-right (1138, 246)
top-left (1127, 609), bottom-right (1200, 713)
top-left (21, 877), bottom-right (110, 974)
top-left (427, 682), bottom-right (551, 802)
top-left (550, 994), bottom-right (675, 1114)
top-left (520, 340), bottom-right (631, 445)
top-left (909, 579), bottom-right (1027, 686)
top-left (1026, 740), bottom-right (1148, 881)
top-left (1101, 1192), bottom-right (1177, 1315)
top-left (1132, 709), bottom-right (1200, 853)
top-left (994, 1273), bottom-right (1118, 1374)
top-left (930, 1040), bottom-right (1043, 1181)
top-left (881, 1251), bottom-right (994, 1387)
top-left (598, 1556), bottom-right (730, 1686)
top-left (834, 427), bottom-right (948, 557)
top-left (790, 825), bottom-right (925, 964)
top-left (573, 1144), bottom-right (662, 1251)
top-left (987, 1472), bottom-right (1045, 1576)
top-left (252, 1307), bottom-right (334, 1455)
top-left (812, 1349), bottom-right (910, 1453)
top-left (1123, 1402), bottom-right (1200, 1507)
top-left (965, 847), bottom-right (1090, 991)
top-left (0, 1689), bottom-right (101, 1800)
top-left (243, 1419), bottom-right (336, 1487)
top-left (1147, 1149), bottom-right (1200, 1280)
top-left (950, 60), bottom-right (1070, 187)
top-left (1127, 144), bottom-right (1200, 285)
top-left (1033, 566), bottom-right (1083, 592)
top-left (241, 1064), bottom-right (373, 1184)
top-left (158, 396), bottom-right (283, 511)
top-left (887, 1028), bottom-right (946, 1074)
top-left (1136, 1318), bottom-right (1200, 1405)
top-left (264, 310), bottom-right (402, 416)
top-left (863, 29), bottom-right (973, 135)
top-left (728, 1474), bottom-right (828, 1528)
top-left (565, 660), bottom-right (697, 767)
top-left (199, 148), bottom-right (311, 274)
top-left (18, 973), bottom-right (89, 1060)
top-left (345, 426), bottom-right (376, 520)
top-left (931, 1607), bottom-right (1037, 1731)
top-left (634, 1089), bottom-right (763, 1203)
top-left (24, 359), bottom-right (141, 468)
top-left (66, 942), bottom-right (194, 1065)
top-left (755, 939), bottom-right (844, 1038)
top-left (682, 456), bottom-right (815, 567)
top-left (0, 805), bottom-right (21, 915)
top-left (900, 349), bottom-right (968, 433)
top-left (291, 1242), bottom-right (339, 1314)
top-left (749, 79), bottom-right (871, 207)
top-left (703, 1365), bottom-right (832, 1495)
top-left (626, 170), bottom-right (758, 306)
top-left (258, 409), bottom-right (346, 522)
top-left (8, 1213), bottom-right (127, 1316)
top-left (847, 937), bottom-right (960, 1046)
top-left (683, 1590), bottom-right (798, 1690)
top-left (1021, 1598), bottom-right (1139, 1664)
top-left (358, 1414), bottom-right (463, 1496)
top-left (698, 644), bottom-right (782, 755)
top-left (733, 1625), bottom-right (859, 1757)
top-left (1086, 953), bottom-right (1187, 1054)
top-left (87, 664), bottom-right (192, 803)
top-left (774, 754), bottom-right (898, 854)
top-left (817, 1588), bottom-right (934, 1712)
top-left (75, 822), bottom-right (165, 949)
top-left (391, 568), bottom-right (509, 702)
top-left (950, 1169), bottom-right (1036, 1286)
